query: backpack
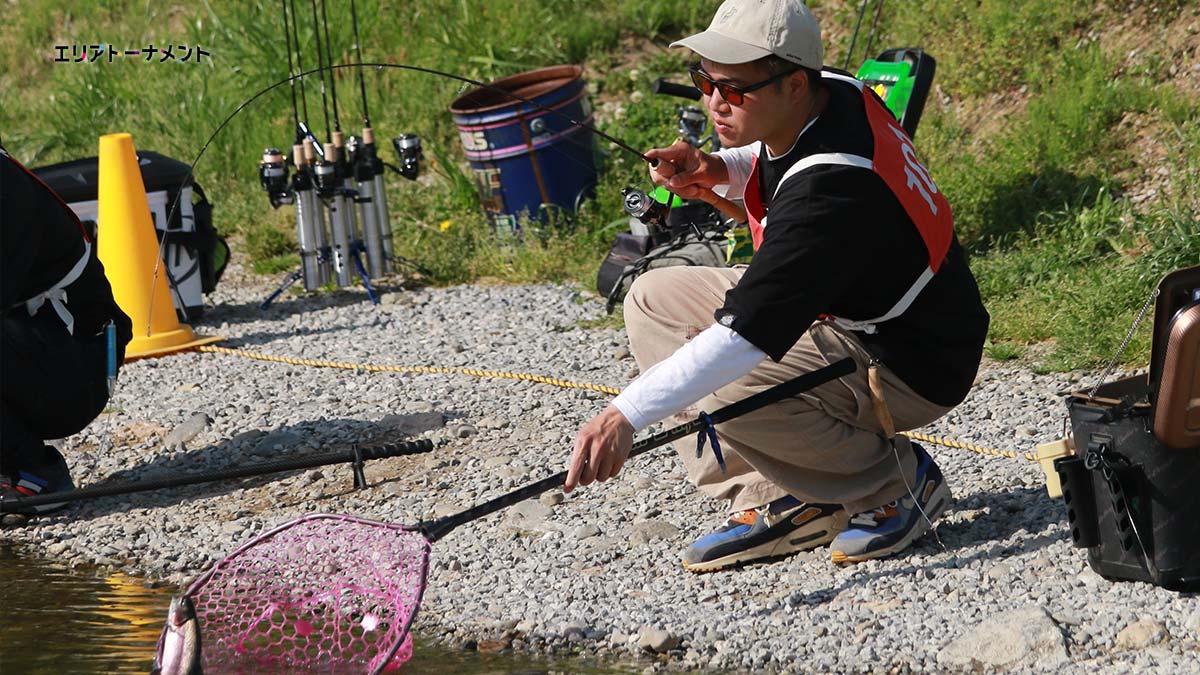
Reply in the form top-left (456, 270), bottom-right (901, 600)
top-left (597, 225), bottom-right (728, 314)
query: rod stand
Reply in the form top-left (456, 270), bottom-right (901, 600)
top-left (260, 268), bottom-right (305, 310)
top-left (351, 248), bottom-right (379, 305)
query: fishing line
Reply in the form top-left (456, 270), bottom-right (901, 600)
top-left (319, 0), bottom-right (342, 132)
top-left (281, 0), bottom-right (301, 135)
top-left (162, 61), bottom-right (666, 238)
top-left (890, 439), bottom-right (948, 553)
top-left (308, 0), bottom-right (332, 142)
top-left (349, 0), bottom-right (371, 126)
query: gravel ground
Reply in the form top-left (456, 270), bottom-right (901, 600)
top-left (4, 262), bottom-right (1199, 674)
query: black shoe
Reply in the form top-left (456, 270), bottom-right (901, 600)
top-left (681, 495), bottom-right (848, 572)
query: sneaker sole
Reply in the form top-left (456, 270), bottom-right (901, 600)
top-left (682, 509), bottom-right (849, 573)
top-left (829, 482), bottom-right (953, 565)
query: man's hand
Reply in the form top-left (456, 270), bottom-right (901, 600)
top-left (564, 405), bottom-right (635, 493)
top-left (645, 140), bottom-right (729, 201)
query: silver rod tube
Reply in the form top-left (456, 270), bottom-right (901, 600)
top-left (327, 194), bottom-right (354, 286)
top-left (343, 177), bottom-right (363, 256)
top-left (371, 172), bottom-right (393, 273)
top-left (357, 179), bottom-right (386, 278)
top-left (295, 187), bottom-right (326, 290)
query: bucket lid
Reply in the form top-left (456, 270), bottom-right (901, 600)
top-left (449, 65), bottom-right (583, 115)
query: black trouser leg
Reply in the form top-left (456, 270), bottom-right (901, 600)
top-left (1, 309), bottom-right (109, 478)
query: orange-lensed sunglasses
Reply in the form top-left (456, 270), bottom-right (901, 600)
top-left (688, 65), bottom-right (800, 106)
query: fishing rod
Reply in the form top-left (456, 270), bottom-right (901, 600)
top-left (349, 0), bottom-right (371, 127)
top-left (0, 439), bottom-right (434, 512)
top-left (316, 0), bottom-right (373, 295)
top-left (319, 0), bottom-right (341, 135)
top-left (308, 0), bottom-right (332, 144)
top-left (843, 0), bottom-right (887, 72)
top-left (345, 2), bottom-right (387, 278)
top-left (259, 1), bottom-right (301, 210)
top-left (281, 0), bottom-right (301, 138)
top-left (420, 357), bottom-right (856, 541)
top-left (288, 0), bottom-right (314, 146)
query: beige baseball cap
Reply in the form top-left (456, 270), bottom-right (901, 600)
top-left (670, 0), bottom-right (823, 69)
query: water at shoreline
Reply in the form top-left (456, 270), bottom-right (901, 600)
top-left (0, 543), bottom-right (633, 674)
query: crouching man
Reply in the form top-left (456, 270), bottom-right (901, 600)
top-left (565, 0), bottom-right (989, 570)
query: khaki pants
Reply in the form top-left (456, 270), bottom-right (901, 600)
top-left (624, 266), bottom-right (952, 514)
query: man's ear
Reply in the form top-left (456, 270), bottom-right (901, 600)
top-left (789, 70), bottom-right (810, 103)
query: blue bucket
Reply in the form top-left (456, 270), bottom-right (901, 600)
top-left (449, 64), bottom-right (597, 230)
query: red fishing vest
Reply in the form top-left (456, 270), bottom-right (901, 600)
top-left (741, 72), bottom-right (953, 333)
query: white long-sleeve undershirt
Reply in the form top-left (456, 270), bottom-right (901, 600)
top-left (611, 324), bottom-right (767, 431)
top-left (711, 142), bottom-right (760, 200)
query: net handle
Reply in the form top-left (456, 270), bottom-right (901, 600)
top-left (420, 358), bottom-right (855, 542)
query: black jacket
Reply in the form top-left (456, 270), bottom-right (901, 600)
top-left (2, 148), bottom-right (132, 346)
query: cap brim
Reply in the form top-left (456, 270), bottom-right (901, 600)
top-left (669, 31), bottom-right (773, 65)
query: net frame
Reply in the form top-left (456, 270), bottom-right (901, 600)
top-left (171, 513), bottom-right (431, 674)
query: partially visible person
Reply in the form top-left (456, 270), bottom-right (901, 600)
top-left (1, 145), bottom-right (132, 513)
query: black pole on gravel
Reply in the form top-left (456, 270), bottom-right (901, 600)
top-left (0, 439), bottom-right (435, 512)
top-left (420, 358), bottom-right (855, 543)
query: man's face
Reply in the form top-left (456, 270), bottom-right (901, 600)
top-left (698, 58), bottom-right (797, 148)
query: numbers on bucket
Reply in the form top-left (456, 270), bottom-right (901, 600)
top-left (459, 130), bottom-right (489, 152)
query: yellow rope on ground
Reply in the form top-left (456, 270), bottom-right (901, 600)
top-left (198, 345), bottom-right (1035, 463)
top-left (197, 345), bottom-right (623, 396)
top-left (899, 431), bottom-right (1037, 463)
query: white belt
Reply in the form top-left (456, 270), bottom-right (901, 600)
top-left (20, 241), bottom-right (91, 335)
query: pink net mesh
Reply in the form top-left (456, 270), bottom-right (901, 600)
top-left (183, 513), bottom-right (430, 674)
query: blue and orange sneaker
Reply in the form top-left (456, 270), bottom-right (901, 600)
top-left (829, 443), bottom-right (951, 564)
top-left (682, 495), bottom-right (849, 572)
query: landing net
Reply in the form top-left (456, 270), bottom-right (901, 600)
top-left (184, 513), bottom-right (430, 673)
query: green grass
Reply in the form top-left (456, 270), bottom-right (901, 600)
top-left (2, 0), bottom-right (1197, 368)
top-left (984, 341), bottom-right (1024, 362)
top-left (576, 311), bottom-right (626, 332)
top-left (253, 253), bottom-right (301, 276)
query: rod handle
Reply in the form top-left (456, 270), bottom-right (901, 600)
top-left (651, 78), bottom-right (702, 101)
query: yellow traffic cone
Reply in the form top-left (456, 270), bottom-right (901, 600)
top-left (97, 133), bottom-right (222, 359)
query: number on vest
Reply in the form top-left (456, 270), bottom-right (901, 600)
top-left (888, 125), bottom-right (939, 216)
